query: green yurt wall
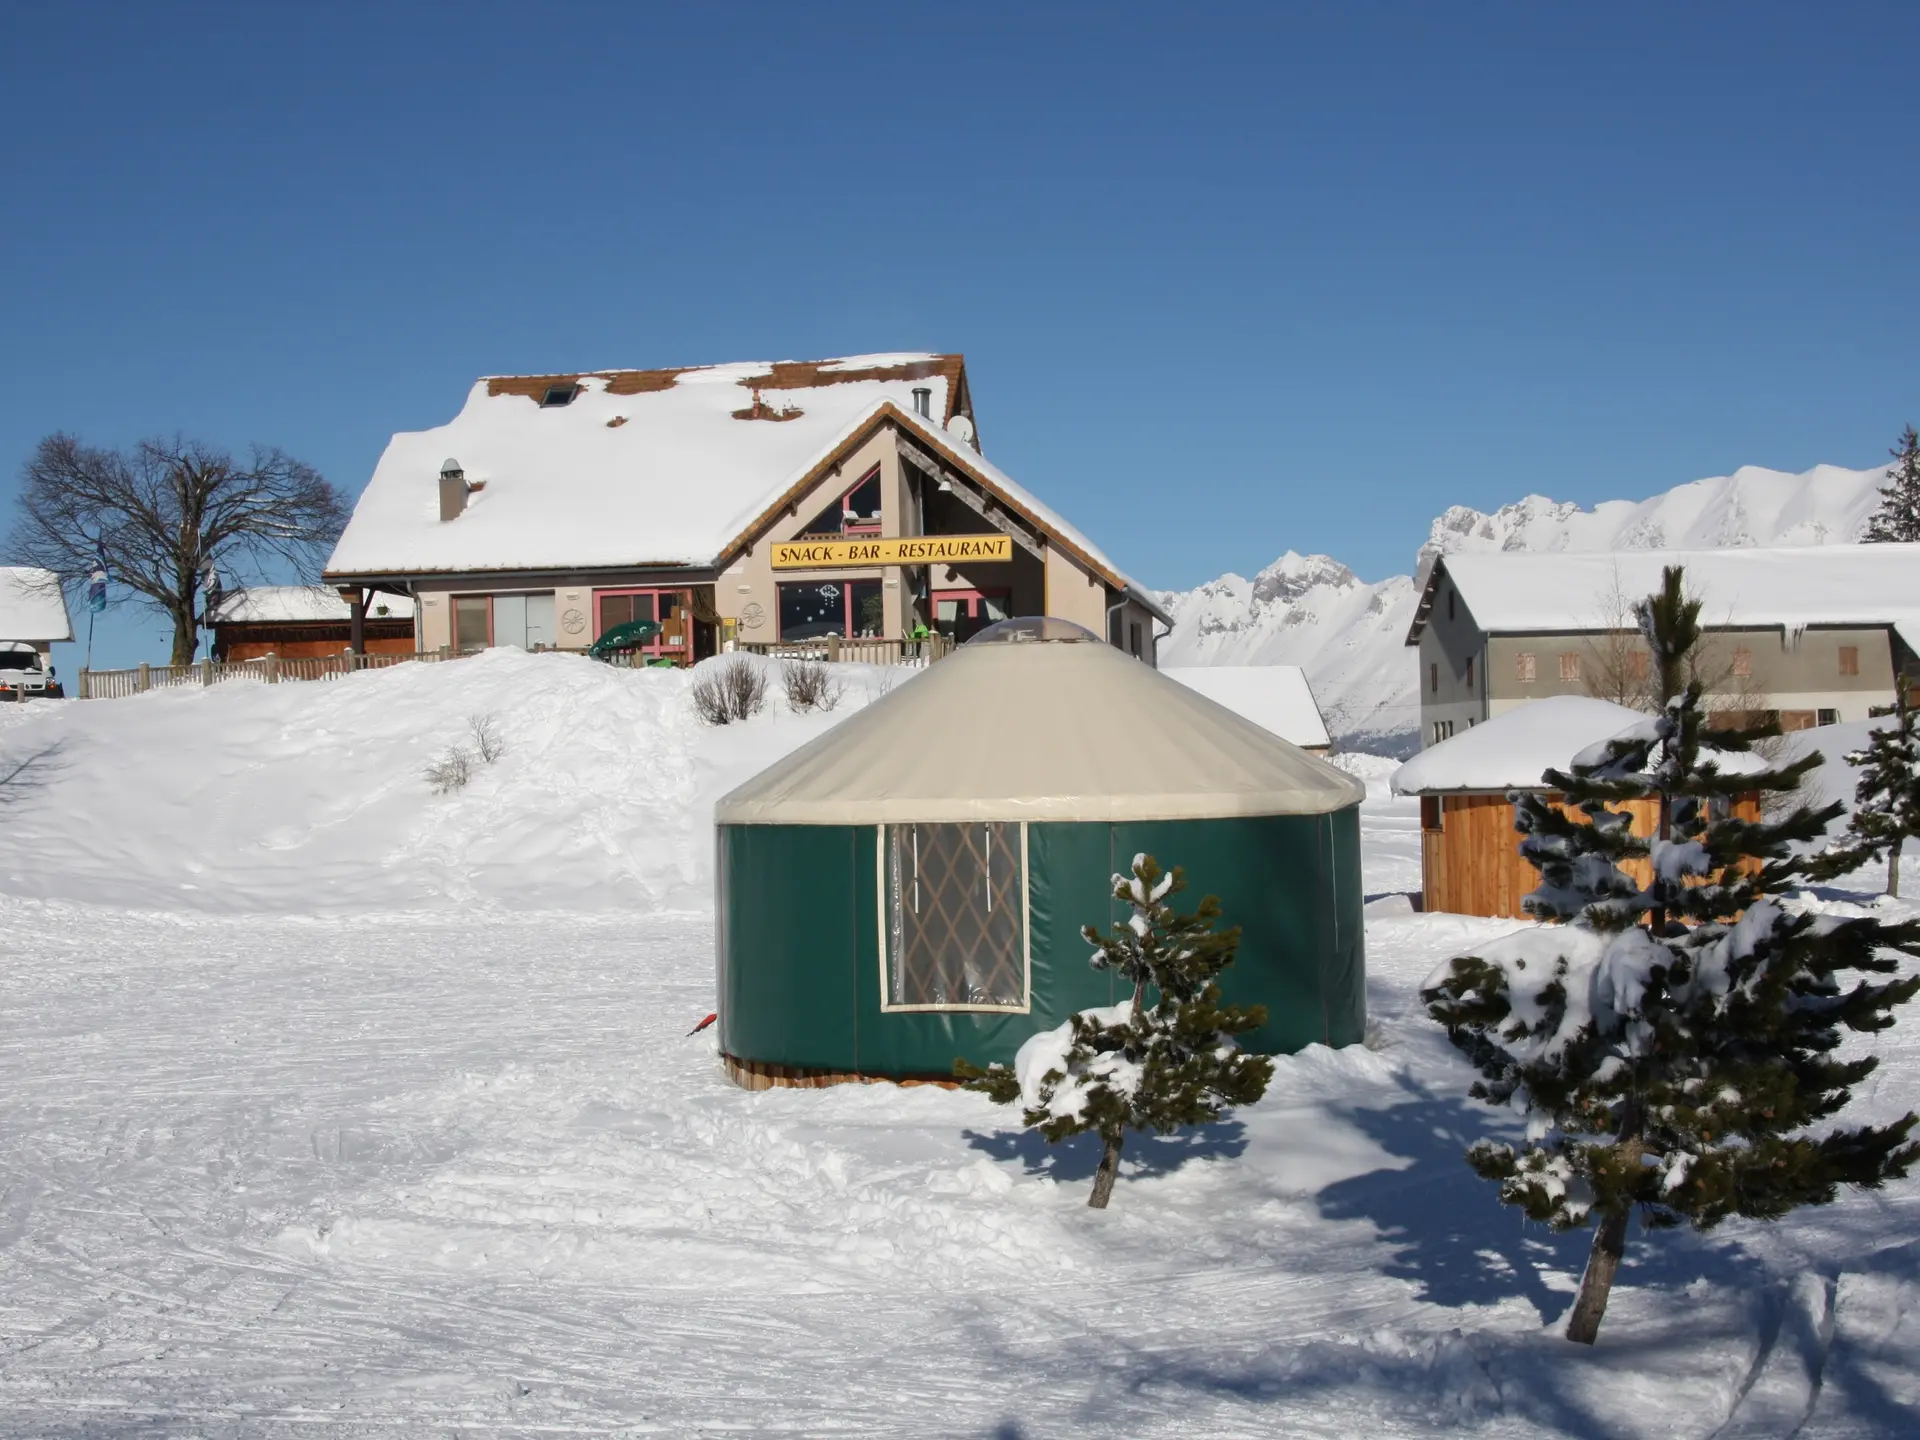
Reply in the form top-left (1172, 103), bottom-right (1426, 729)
top-left (716, 809), bottom-right (1364, 1078)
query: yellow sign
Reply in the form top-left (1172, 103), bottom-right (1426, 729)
top-left (770, 534), bottom-right (1013, 570)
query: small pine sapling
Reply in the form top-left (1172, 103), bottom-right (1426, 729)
top-left (1864, 425), bottom-right (1920, 543)
top-left (956, 855), bottom-right (1273, 1210)
top-left (1424, 566), bottom-right (1920, 1345)
top-left (1811, 678), bottom-right (1920, 898)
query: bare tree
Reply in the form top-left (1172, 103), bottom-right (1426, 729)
top-left (11, 434), bottom-right (349, 664)
top-left (0, 741), bottom-right (67, 808)
top-left (1583, 573), bottom-right (1657, 712)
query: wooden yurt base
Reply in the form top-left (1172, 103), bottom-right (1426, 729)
top-left (722, 1053), bottom-right (960, 1092)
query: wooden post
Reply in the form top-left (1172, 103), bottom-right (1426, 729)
top-left (78, 668), bottom-right (89, 700)
top-left (201, 657), bottom-right (213, 686)
top-left (138, 662), bottom-right (150, 693)
top-left (827, 633), bottom-right (841, 663)
top-left (266, 653), bottom-right (279, 684)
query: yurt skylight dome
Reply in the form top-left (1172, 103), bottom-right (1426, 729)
top-left (967, 615), bottom-right (1100, 645)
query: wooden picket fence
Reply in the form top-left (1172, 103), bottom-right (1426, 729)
top-left (735, 634), bottom-right (956, 667)
top-left (77, 634), bottom-right (955, 699)
top-left (77, 648), bottom-right (462, 700)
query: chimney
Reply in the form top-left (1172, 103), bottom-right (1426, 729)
top-left (438, 458), bottom-right (468, 522)
top-left (911, 387), bottom-right (931, 419)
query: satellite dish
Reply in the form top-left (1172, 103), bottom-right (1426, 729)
top-left (946, 413), bottom-right (977, 447)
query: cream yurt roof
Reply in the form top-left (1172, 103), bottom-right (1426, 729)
top-left (715, 623), bottom-right (1365, 825)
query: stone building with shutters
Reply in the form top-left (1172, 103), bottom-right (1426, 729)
top-left (323, 354), bottom-right (1171, 665)
top-left (1406, 544), bottom-right (1920, 749)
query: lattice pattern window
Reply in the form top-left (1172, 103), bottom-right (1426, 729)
top-left (884, 822), bottom-right (1028, 1011)
top-left (1516, 652), bottom-right (1537, 682)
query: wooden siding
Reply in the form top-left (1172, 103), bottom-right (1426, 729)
top-left (1421, 792), bottom-right (1761, 919)
top-left (215, 620), bottom-right (414, 662)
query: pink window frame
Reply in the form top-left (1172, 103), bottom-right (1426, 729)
top-left (595, 588), bottom-right (692, 659)
top-left (776, 579), bottom-right (885, 640)
top-left (932, 587), bottom-right (1011, 619)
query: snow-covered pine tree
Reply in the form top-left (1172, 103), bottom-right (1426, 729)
top-left (1424, 565), bottom-right (1920, 1345)
top-left (1811, 678), bottom-right (1920, 898)
top-left (956, 855), bottom-right (1273, 1210)
top-left (1864, 424), bottom-right (1920, 542)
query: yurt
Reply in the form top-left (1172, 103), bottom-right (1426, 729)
top-left (1391, 694), bottom-right (1765, 919)
top-left (713, 618), bottom-right (1367, 1088)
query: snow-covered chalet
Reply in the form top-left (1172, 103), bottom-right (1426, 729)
top-left (1406, 544), bottom-right (1920, 748)
top-left (324, 354), bottom-right (1171, 665)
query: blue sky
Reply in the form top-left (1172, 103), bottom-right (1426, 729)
top-left (2, 2), bottom-right (1915, 670)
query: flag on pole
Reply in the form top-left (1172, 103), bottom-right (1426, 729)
top-left (87, 567), bottom-right (107, 614)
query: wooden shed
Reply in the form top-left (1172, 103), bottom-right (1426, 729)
top-left (212, 587), bottom-right (414, 661)
top-left (1390, 695), bottom-right (1762, 919)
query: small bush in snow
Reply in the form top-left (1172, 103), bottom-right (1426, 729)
top-left (424, 746), bottom-right (474, 794)
top-left (1423, 565), bottom-right (1920, 1346)
top-left (781, 659), bottom-right (842, 714)
top-left (956, 854), bottom-right (1272, 1210)
top-left (691, 658), bottom-right (768, 726)
top-left (468, 713), bottom-right (506, 764)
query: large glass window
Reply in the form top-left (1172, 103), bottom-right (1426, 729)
top-left (797, 467), bottom-right (884, 536)
top-left (932, 590), bottom-right (1010, 642)
top-left (453, 593), bottom-right (555, 651)
top-left (598, 591), bottom-right (656, 636)
top-left (778, 580), bottom-right (884, 640)
top-left (883, 822), bottom-right (1028, 1011)
top-left (595, 589), bottom-right (691, 660)
top-left (454, 596), bottom-right (490, 651)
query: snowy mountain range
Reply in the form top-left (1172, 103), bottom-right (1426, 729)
top-left (1158, 462), bottom-right (1894, 755)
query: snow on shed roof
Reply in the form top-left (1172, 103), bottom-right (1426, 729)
top-left (717, 636), bottom-right (1362, 825)
top-left (1391, 694), bottom-right (1770, 795)
top-left (0, 568), bottom-right (74, 643)
top-left (1408, 543), bottom-right (1920, 643)
top-left (1160, 666), bottom-right (1332, 749)
top-left (214, 586), bottom-right (416, 624)
top-left (326, 355), bottom-right (962, 576)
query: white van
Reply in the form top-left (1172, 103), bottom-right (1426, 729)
top-left (0, 642), bottom-right (60, 699)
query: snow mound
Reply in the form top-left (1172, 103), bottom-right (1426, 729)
top-left (0, 649), bottom-right (888, 914)
top-left (1160, 665), bottom-right (1331, 749)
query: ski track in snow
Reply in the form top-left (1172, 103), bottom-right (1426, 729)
top-left (1, 685), bottom-right (1917, 1434)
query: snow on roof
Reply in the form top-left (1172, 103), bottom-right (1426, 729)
top-left (1389, 694), bottom-right (1767, 794)
top-left (326, 355), bottom-right (965, 576)
top-left (1409, 543), bottom-right (1920, 643)
top-left (1159, 666), bottom-right (1332, 748)
top-left (324, 353), bottom-right (1169, 623)
top-left (214, 586), bottom-right (416, 624)
top-left (0, 568), bottom-right (74, 643)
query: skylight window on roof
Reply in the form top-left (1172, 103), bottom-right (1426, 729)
top-left (540, 384), bottom-right (579, 408)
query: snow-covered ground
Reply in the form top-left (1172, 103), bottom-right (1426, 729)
top-left (0, 655), bottom-right (1914, 1437)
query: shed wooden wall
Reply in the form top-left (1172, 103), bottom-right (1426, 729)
top-left (215, 621), bottom-right (414, 661)
top-left (1420, 792), bottom-right (1761, 919)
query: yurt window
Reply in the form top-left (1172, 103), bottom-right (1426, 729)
top-left (881, 822), bottom-right (1029, 1012)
